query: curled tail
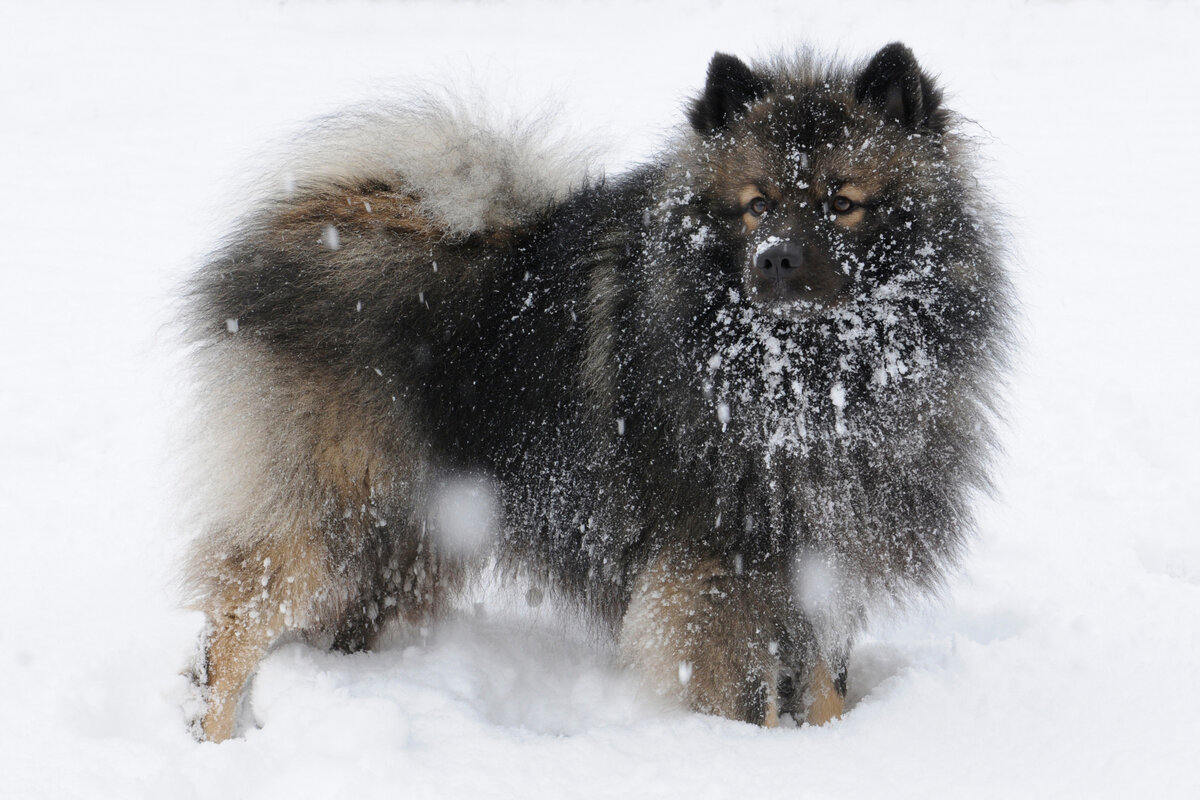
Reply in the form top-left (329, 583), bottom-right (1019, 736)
top-left (259, 93), bottom-right (597, 237)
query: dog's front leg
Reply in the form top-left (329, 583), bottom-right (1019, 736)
top-left (619, 542), bottom-right (794, 726)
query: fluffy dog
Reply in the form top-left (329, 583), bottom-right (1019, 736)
top-left (183, 43), bottom-right (1013, 741)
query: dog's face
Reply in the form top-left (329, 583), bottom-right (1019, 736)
top-left (687, 45), bottom-right (957, 319)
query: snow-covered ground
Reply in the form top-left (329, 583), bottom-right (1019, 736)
top-left (3, 1), bottom-right (1199, 797)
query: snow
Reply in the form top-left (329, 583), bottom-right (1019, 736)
top-left (430, 476), bottom-right (499, 555)
top-left (3, 0), bottom-right (1200, 797)
top-left (755, 235), bottom-right (784, 257)
top-left (321, 224), bottom-right (340, 251)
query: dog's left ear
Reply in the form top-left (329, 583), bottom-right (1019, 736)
top-left (689, 52), bottom-right (770, 134)
top-left (854, 43), bottom-right (945, 131)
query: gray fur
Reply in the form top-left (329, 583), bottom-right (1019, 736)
top-left (234, 92), bottom-right (596, 238)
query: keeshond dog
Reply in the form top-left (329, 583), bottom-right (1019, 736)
top-left (183, 43), bottom-right (1013, 741)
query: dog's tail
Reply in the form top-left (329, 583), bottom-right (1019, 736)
top-left (254, 92), bottom-right (596, 238)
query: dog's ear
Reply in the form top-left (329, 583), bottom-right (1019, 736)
top-left (689, 52), bottom-right (770, 134)
top-left (854, 43), bottom-right (945, 131)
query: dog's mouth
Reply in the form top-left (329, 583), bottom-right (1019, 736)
top-left (746, 272), bottom-right (851, 318)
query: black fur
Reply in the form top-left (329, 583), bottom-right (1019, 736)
top-left (689, 52), bottom-right (772, 133)
top-left (854, 42), bottom-right (945, 130)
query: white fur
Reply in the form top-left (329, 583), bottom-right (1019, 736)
top-left (262, 92), bottom-right (597, 235)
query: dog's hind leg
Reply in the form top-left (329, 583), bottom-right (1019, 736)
top-left (199, 602), bottom-right (276, 742)
top-left (329, 525), bottom-right (471, 654)
top-left (191, 507), bottom-right (472, 741)
top-left (192, 531), bottom-right (338, 742)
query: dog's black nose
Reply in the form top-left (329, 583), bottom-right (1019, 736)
top-left (754, 242), bottom-right (804, 280)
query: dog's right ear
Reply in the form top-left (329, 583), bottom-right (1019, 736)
top-left (689, 52), bottom-right (770, 134)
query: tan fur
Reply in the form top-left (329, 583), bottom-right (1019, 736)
top-left (274, 186), bottom-right (523, 249)
top-left (739, 184), bottom-right (766, 232)
top-left (804, 661), bottom-right (844, 726)
top-left (619, 542), bottom-right (782, 725)
top-left (833, 207), bottom-right (866, 228)
top-left (186, 344), bottom-right (407, 536)
top-left (185, 344), bottom-right (467, 741)
top-left (831, 184), bottom-right (872, 228)
top-left (202, 621), bottom-right (272, 742)
top-left (199, 534), bottom-right (330, 741)
top-left (308, 393), bottom-right (393, 503)
top-left (277, 188), bottom-right (444, 240)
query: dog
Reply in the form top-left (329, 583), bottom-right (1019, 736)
top-left (182, 43), bottom-right (1013, 741)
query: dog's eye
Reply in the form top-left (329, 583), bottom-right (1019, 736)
top-left (831, 195), bottom-right (856, 214)
top-left (747, 197), bottom-right (769, 217)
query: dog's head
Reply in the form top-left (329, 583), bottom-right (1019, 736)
top-left (683, 44), bottom-right (967, 318)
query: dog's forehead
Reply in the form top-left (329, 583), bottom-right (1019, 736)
top-left (733, 90), bottom-right (923, 192)
top-left (748, 91), bottom-right (853, 144)
top-left (736, 92), bottom-right (863, 183)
